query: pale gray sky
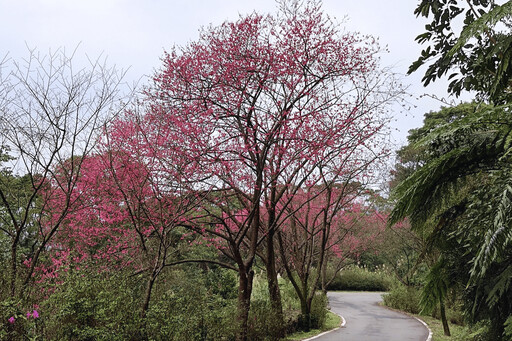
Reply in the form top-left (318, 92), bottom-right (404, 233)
top-left (0, 0), bottom-right (472, 146)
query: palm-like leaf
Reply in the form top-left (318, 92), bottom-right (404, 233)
top-left (472, 183), bottom-right (512, 277)
top-left (389, 105), bottom-right (512, 230)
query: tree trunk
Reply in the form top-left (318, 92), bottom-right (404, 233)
top-left (10, 241), bottom-right (17, 297)
top-left (439, 297), bottom-right (451, 336)
top-left (265, 230), bottom-right (285, 338)
top-left (237, 268), bottom-right (254, 341)
top-left (320, 259), bottom-right (328, 294)
top-left (141, 270), bottom-right (158, 318)
top-left (300, 296), bottom-right (313, 331)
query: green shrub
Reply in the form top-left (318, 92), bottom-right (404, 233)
top-left (327, 267), bottom-right (395, 291)
top-left (308, 292), bottom-right (328, 330)
top-left (145, 266), bottom-right (238, 340)
top-left (505, 316), bottom-right (512, 340)
top-left (147, 285), bottom-right (237, 341)
top-left (247, 299), bottom-right (286, 341)
top-left (248, 273), bottom-right (330, 337)
top-left (41, 269), bottom-right (144, 341)
top-left (431, 304), bottom-right (465, 326)
top-left (249, 274), bottom-right (298, 339)
top-left (0, 297), bottom-right (41, 341)
top-left (382, 284), bottom-right (421, 314)
top-left (4, 264), bottom-right (330, 340)
top-left (39, 265), bottom-right (240, 341)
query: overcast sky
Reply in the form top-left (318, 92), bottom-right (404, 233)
top-left (0, 0), bottom-right (472, 147)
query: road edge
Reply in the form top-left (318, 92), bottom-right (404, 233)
top-left (413, 316), bottom-right (433, 341)
top-left (378, 302), bottom-right (433, 341)
top-left (302, 312), bottom-right (345, 341)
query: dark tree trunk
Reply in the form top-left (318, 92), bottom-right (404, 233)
top-left (300, 296), bottom-right (313, 331)
top-left (10, 241), bottom-right (17, 297)
top-left (439, 297), bottom-right (451, 336)
top-left (266, 230), bottom-right (285, 338)
top-left (237, 268), bottom-right (254, 341)
top-left (320, 259), bottom-right (328, 294)
top-left (141, 270), bottom-right (158, 318)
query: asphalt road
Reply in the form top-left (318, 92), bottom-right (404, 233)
top-left (315, 292), bottom-right (429, 341)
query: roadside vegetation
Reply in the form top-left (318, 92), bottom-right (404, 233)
top-left (326, 266), bottom-right (396, 292)
top-left (0, 1), bottom-right (398, 340)
top-left (285, 311), bottom-right (341, 341)
top-left (2, 0), bottom-right (512, 340)
top-left (385, 1), bottom-right (512, 340)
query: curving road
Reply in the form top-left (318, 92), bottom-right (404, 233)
top-left (314, 292), bottom-right (429, 341)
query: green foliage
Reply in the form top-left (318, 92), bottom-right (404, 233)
top-left (248, 274), bottom-right (329, 338)
top-left (448, 2), bottom-right (512, 103)
top-left (141, 265), bottom-right (239, 340)
top-left (291, 294), bottom-right (328, 332)
top-left (251, 274), bottom-right (299, 338)
top-left (146, 278), bottom-right (237, 341)
top-left (473, 184), bottom-right (512, 279)
top-left (420, 258), bottom-right (449, 315)
top-left (419, 315), bottom-right (489, 341)
top-left (327, 266), bottom-right (396, 292)
top-left (285, 310), bottom-right (340, 341)
top-left (504, 315), bottom-right (512, 339)
top-left (382, 284), bottom-right (422, 315)
top-left (454, 321), bottom-right (492, 341)
top-left (389, 101), bottom-right (512, 339)
top-left (0, 297), bottom-right (40, 341)
top-left (41, 269), bottom-right (145, 341)
top-left (14, 264), bottom-right (242, 341)
top-left (389, 105), bottom-right (512, 230)
top-left (410, 1), bottom-right (512, 103)
top-left (309, 293), bottom-right (328, 329)
top-left (1, 248), bottom-right (331, 340)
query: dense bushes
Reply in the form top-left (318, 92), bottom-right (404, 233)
top-left (1, 266), bottom-right (239, 340)
top-left (145, 282), bottom-right (237, 340)
top-left (1, 265), bottom-right (333, 340)
top-left (382, 282), bottom-right (466, 328)
top-left (42, 271), bottom-right (145, 341)
top-left (327, 266), bottom-right (396, 292)
top-left (381, 284), bottom-right (421, 314)
top-left (297, 293), bottom-right (328, 331)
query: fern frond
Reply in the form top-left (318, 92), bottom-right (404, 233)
top-left (472, 183), bottom-right (512, 279)
top-left (420, 258), bottom-right (449, 314)
top-left (485, 265), bottom-right (512, 308)
top-left (390, 104), bottom-right (512, 231)
top-left (389, 138), bottom-right (502, 230)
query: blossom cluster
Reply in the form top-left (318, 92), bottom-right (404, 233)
top-left (8, 310), bottom-right (39, 324)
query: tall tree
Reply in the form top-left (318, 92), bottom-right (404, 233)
top-left (388, 102), bottom-right (512, 338)
top-left (145, 1), bottom-right (400, 339)
top-left (46, 113), bottom-right (206, 318)
top-left (0, 48), bottom-right (128, 301)
top-left (394, 2), bottom-right (512, 336)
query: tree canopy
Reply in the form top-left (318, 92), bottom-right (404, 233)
top-left (410, 0), bottom-right (512, 104)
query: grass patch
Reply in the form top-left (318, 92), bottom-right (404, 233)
top-left (286, 310), bottom-right (341, 340)
top-left (415, 315), bottom-right (467, 341)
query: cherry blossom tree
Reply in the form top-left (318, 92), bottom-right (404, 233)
top-left (146, 2), bottom-right (400, 339)
top-left (0, 48), bottom-right (128, 300)
top-left (275, 181), bottom-right (387, 329)
top-left (43, 109), bottom-right (215, 318)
